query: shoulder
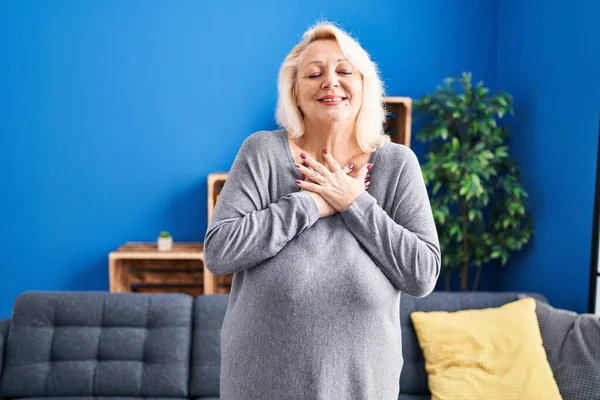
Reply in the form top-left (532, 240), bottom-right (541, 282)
top-left (372, 142), bottom-right (425, 188)
top-left (375, 141), bottom-right (421, 170)
top-left (233, 129), bottom-right (287, 164)
top-left (241, 129), bottom-right (286, 150)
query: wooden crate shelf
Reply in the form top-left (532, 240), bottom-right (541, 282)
top-left (133, 285), bottom-right (204, 297)
top-left (109, 242), bottom-right (208, 297)
top-left (208, 172), bottom-right (228, 220)
top-left (383, 96), bottom-right (412, 147)
top-left (205, 172), bottom-right (230, 295)
top-left (211, 274), bottom-right (234, 294)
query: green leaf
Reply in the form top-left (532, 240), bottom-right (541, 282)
top-left (481, 150), bottom-right (494, 160)
top-left (468, 209), bottom-right (481, 221)
top-left (439, 127), bottom-right (449, 140)
top-left (452, 137), bottom-right (460, 151)
top-left (495, 146), bottom-right (508, 158)
top-left (443, 77), bottom-right (456, 85)
top-left (449, 223), bottom-right (462, 240)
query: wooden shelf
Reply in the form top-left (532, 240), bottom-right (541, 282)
top-left (108, 242), bottom-right (209, 297)
top-left (208, 172), bottom-right (228, 220)
top-left (383, 97), bottom-right (412, 147)
top-left (205, 172), bottom-right (231, 295)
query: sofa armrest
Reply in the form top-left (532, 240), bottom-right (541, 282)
top-left (0, 318), bottom-right (10, 380)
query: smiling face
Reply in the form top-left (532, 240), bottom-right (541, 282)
top-left (295, 39), bottom-right (363, 126)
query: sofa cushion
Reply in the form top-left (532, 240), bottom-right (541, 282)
top-left (0, 291), bottom-right (193, 398)
top-left (399, 291), bottom-right (547, 395)
top-left (190, 294), bottom-right (229, 398)
top-left (525, 298), bottom-right (600, 400)
top-left (410, 298), bottom-right (561, 400)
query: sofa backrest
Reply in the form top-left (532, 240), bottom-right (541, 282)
top-left (189, 294), bottom-right (228, 398)
top-left (0, 291), bottom-right (193, 398)
top-left (0, 318), bottom-right (9, 381)
top-left (0, 290), bottom-right (549, 398)
top-left (398, 291), bottom-right (547, 396)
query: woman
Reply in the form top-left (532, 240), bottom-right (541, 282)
top-left (204, 22), bottom-right (441, 400)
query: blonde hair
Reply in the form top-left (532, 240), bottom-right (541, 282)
top-left (275, 21), bottom-right (390, 152)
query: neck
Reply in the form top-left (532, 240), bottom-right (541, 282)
top-left (298, 120), bottom-right (363, 162)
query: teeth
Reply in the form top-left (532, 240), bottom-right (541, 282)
top-left (321, 97), bottom-right (343, 102)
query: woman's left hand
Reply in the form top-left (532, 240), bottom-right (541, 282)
top-left (295, 150), bottom-right (372, 212)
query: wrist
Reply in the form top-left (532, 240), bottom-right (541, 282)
top-left (337, 190), bottom-right (363, 213)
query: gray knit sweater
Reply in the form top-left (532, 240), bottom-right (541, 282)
top-left (204, 129), bottom-right (441, 400)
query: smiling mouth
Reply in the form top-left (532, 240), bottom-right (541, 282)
top-left (317, 97), bottom-right (347, 104)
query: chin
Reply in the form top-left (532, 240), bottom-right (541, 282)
top-left (316, 111), bottom-right (353, 124)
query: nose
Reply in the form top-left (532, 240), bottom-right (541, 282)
top-left (321, 70), bottom-right (340, 89)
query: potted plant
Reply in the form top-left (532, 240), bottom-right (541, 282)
top-left (413, 72), bottom-right (533, 291)
top-left (157, 231), bottom-right (173, 251)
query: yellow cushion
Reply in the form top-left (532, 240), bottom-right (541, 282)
top-left (410, 298), bottom-right (562, 400)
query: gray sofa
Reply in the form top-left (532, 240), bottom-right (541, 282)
top-left (0, 290), bottom-right (592, 399)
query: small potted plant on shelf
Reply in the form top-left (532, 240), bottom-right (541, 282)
top-left (157, 231), bottom-right (173, 251)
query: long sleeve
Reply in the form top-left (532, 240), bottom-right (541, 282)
top-left (340, 146), bottom-right (441, 297)
top-left (204, 133), bottom-right (320, 276)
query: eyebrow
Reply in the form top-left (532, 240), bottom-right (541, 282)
top-left (303, 59), bottom-right (350, 68)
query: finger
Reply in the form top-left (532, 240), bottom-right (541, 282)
top-left (322, 149), bottom-right (342, 172)
top-left (294, 162), bottom-right (327, 185)
top-left (365, 181), bottom-right (371, 190)
top-left (301, 153), bottom-right (332, 177)
top-left (356, 162), bottom-right (373, 181)
top-left (295, 178), bottom-right (323, 193)
top-left (342, 164), bottom-right (355, 174)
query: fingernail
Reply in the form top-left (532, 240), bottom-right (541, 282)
top-left (300, 153), bottom-right (307, 159)
top-left (295, 179), bottom-right (302, 185)
top-left (365, 174), bottom-right (370, 179)
top-left (367, 163), bottom-right (373, 170)
top-left (294, 163), bottom-right (301, 169)
top-left (322, 148), bottom-right (328, 155)
top-left (349, 164), bottom-right (354, 169)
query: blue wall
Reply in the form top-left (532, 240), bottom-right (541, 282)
top-left (0, 0), bottom-right (497, 318)
top-left (496, 0), bottom-right (600, 312)
top-left (1, 0), bottom-right (597, 317)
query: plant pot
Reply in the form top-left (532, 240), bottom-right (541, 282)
top-left (157, 236), bottom-right (173, 251)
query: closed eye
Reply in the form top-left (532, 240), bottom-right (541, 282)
top-left (307, 71), bottom-right (353, 79)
